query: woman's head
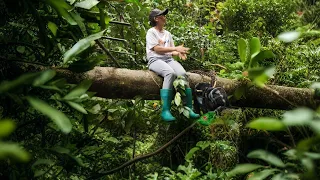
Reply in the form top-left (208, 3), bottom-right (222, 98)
top-left (149, 8), bottom-right (168, 27)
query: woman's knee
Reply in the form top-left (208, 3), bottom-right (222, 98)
top-left (165, 70), bottom-right (177, 79)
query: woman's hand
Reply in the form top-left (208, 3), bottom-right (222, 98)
top-left (172, 51), bottom-right (187, 60)
top-left (175, 45), bottom-right (190, 54)
top-left (178, 53), bottom-right (187, 60)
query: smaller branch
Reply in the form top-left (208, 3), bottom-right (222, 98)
top-left (95, 40), bottom-right (121, 68)
top-left (91, 121), bottom-right (197, 179)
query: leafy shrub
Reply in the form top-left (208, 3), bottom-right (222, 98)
top-left (221, 0), bottom-right (302, 36)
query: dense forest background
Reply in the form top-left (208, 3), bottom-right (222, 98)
top-left (0, 0), bottom-right (319, 179)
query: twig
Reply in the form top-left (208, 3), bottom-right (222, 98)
top-left (90, 121), bottom-right (197, 179)
top-left (95, 40), bottom-right (121, 68)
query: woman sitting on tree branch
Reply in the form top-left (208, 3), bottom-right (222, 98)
top-left (146, 8), bottom-right (199, 121)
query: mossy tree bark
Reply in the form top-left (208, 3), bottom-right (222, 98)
top-left (54, 67), bottom-right (320, 110)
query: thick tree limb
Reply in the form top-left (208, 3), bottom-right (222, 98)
top-left (55, 67), bottom-right (320, 110)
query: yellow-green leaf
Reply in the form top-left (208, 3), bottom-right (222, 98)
top-left (48, 21), bottom-right (58, 36)
top-left (247, 117), bottom-right (286, 131)
top-left (0, 119), bottom-right (16, 138)
top-left (238, 38), bottom-right (247, 63)
top-left (0, 142), bottom-right (30, 162)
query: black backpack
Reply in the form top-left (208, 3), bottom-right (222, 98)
top-left (194, 82), bottom-right (229, 114)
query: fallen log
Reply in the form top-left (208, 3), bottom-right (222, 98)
top-left (55, 67), bottom-right (320, 110)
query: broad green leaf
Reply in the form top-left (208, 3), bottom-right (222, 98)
top-left (249, 67), bottom-right (275, 87)
top-left (183, 108), bottom-right (190, 118)
top-left (75, 0), bottom-right (99, 9)
top-left (196, 141), bottom-right (211, 150)
top-left (277, 31), bottom-right (301, 43)
top-left (250, 37), bottom-right (261, 58)
top-left (107, 109), bottom-right (118, 113)
top-left (304, 152), bottom-right (320, 159)
top-left (48, 78), bottom-right (67, 88)
top-left (33, 70), bottom-right (56, 86)
top-left (0, 72), bottom-right (39, 93)
top-left (309, 120), bottom-right (320, 134)
top-left (272, 173), bottom-right (283, 180)
top-left (238, 38), bottom-right (247, 63)
top-left (185, 147), bottom-right (200, 160)
top-left (250, 50), bottom-right (275, 68)
top-left (45, 0), bottom-right (77, 25)
top-left (175, 92), bottom-right (182, 106)
top-left (297, 135), bottom-right (320, 151)
top-left (0, 119), bottom-right (15, 138)
top-left (0, 142), bottom-right (30, 162)
top-left (38, 85), bottom-right (61, 92)
top-left (64, 80), bottom-right (92, 100)
top-left (248, 169), bottom-right (278, 180)
top-left (88, 104), bottom-right (101, 114)
top-left (66, 101), bottom-right (87, 114)
top-left (63, 30), bottom-right (105, 63)
top-left (17, 46), bottom-right (25, 54)
top-left (67, 0), bottom-right (76, 4)
top-left (51, 146), bottom-right (70, 154)
top-left (70, 12), bottom-right (87, 36)
top-left (310, 82), bottom-right (320, 89)
top-left (247, 117), bottom-right (286, 131)
top-left (247, 149), bottom-right (285, 168)
top-left (234, 85), bottom-right (246, 100)
top-left (26, 97), bottom-right (72, 133)
top-left (282, 107), bottom-right (313, 126)
top-left (48, 21), bottom-right (58, 36)
top-left (228, 164), bottom-right (263, 177)
top-left (32, 159), bottom-right (54, 169)
top-left (34, 170), bottom-right (46, 177)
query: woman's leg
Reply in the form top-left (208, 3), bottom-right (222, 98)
top-left (167, 60), bottom-right (189, 87)
top-left (149, 60), bottom-right (177, 89)
top-left (167, 60), bottom-right (199, 119)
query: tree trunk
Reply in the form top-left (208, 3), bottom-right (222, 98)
top-left (55, 67), bottom-right (320, 110)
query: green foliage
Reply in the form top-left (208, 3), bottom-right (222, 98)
top-left (221, 0), bottom-right (301, 36)
top-left (229, 106), bottom-right (320, 179)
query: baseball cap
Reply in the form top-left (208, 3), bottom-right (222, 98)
top-left (149, 8), bottom-right (169, 26)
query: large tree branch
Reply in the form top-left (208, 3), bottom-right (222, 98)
top-left (54, 67), bottom-right (320, 110)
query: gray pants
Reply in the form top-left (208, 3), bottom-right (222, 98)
top-left (149, 58), bottom-right (189, 89)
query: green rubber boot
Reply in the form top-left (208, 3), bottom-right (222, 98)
top-left (160, 89), bottom-right (176, 122)
top-left (185, 88), bottom-right (200, 119)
